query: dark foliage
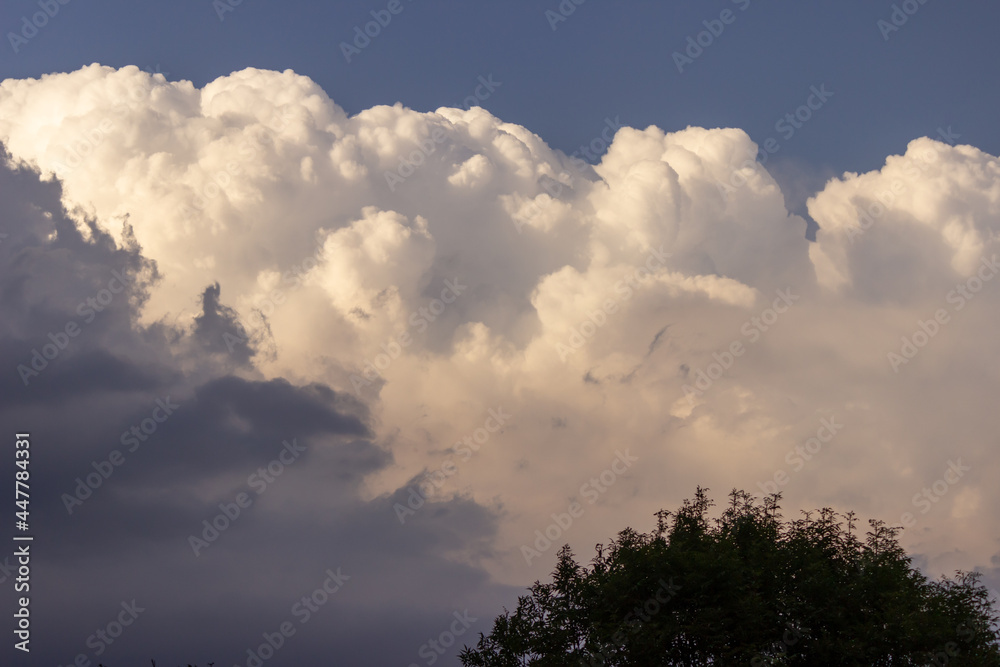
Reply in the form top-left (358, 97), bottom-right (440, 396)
top-left (461, 488), bottom-right (1000, 666)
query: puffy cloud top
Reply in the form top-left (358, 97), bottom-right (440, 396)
top-left (2, 66), bottom-right (999, 663)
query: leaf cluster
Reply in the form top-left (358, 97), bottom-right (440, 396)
top-left (461, 488), bottom-right (1000, 666)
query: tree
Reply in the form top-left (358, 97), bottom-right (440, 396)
top-left (461, 488), bottom-right (1000, 666)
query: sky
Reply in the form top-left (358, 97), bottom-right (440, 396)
top-left (1, 1), bottom-right (999, 665)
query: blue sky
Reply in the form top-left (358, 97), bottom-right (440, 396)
top-left (4, 0), bottom-right (997, 181)
top-left (3, 2), bottom-right (1000, 666)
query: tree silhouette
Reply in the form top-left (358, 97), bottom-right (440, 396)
top-left (461, 488), bottom-right (1000, 666)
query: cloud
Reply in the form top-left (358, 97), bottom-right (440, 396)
top-left (808, 137), bottom-right (1000, 301)
top-left (0, 147), bottom-right (511, 666)
top-left (2, 64), bottom-right (1000, 662)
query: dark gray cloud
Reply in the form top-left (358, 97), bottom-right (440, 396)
top-left (193, 282), bottom-right (258, 366)
top-left (0, 152), bottom-right (514, 667)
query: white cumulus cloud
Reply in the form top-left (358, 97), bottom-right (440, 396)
top-left (2, 64), bottom-right (999, 594)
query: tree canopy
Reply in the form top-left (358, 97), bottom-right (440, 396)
top-left (461, 488), bottom-right (1000, 666)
